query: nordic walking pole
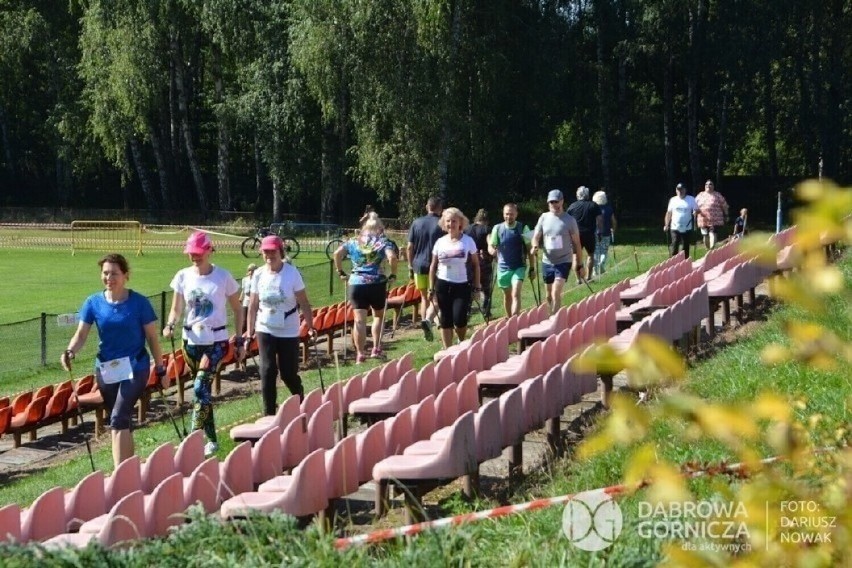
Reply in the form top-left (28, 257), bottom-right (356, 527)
top-left (169, 334), bottom-right (188, 436)
top-left (158, 386), bottom-right (184, 441)
top-left (67, 363), bottom-right (96, 472)
top-left (341, 280), bottom-right (349, 361)
top-left (374, 278), bottom-right (394, 357)
top-left (311, 333), bottom-right (325, 394)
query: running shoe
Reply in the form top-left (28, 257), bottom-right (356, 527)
top-left (204, 442), bottom-right (219, 457)
top-left (420, 320), bottom-right (434, 341)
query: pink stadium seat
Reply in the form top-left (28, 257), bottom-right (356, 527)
top-left (231, 395), bottom-right (300, 443)
top-left (0, 504), bottom-right (21, 543)
top-left (105, 456), bottom-right (142, 510)
top-left (21, 486), bottom-right (66, 542)
top-left (410, 394), bottom-right (437, 442)
top-left (434, 355), bottom-right (455, 394)
top-left (64, 469), bottom-right (106, 532)
top-left (300, 388), bottom-right (323, 418)
top-left (174, 430), bottom-right (205, 477)
top-left (307, 401), bottom-right (335, 451)
top-left (221, 449), bottom-right (328, 520)
top-left (218, 441), bottom-right (253, 503)
top-left (384, 406), bottom-right (414, 456)
top-left (475, 398), bottom-right (503, 462)
top-left (355, 421), bottom-right (387, 484)
top-left (415, 362), bottom-right (437, 399)
top-left (144, 472), bottom-right (184, 537)
top-left (433, 384), bottom-right (460, 430)
top-left (45, 490), bottom-right (145, 549)
top-left (182, 457), bottom-right (220, 514)
top-left (251, 426), bottom-right (283, 486)
top-left (141, 443), bottom-right (177, 494)
top-left (348, 369), bottom-right (418, 416)
top-left (280, 415), bottom-right (309, 472)
top-left (323, 435), bottom-right (359, 502)
top-left (456, 371), bottom-right (479, 416)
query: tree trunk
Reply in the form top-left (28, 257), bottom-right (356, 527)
top-left (253, 135), bottom-right (264, 213)
top-left (663, 54), bottom-right (676, 191)
top-left (169, 59), bottom-right (181, 185)
top-left (129, 137), bottom-right (158, 209)
top-left (149, 125), bottom-right (173, 210)
top-left (715, 90), bottom-right (728, 186)
top-left (686, 0), bottom-right (707, 191)
top-left (171, 36), bottom-right (207, 211)
top-left (595, 0), bottom-right (612, 194)
top-left (436, 0), bottom-right (464, 201)
top-left (212, 45), bottom-right (231, 211)
top-left (271, 175), bottom-right (283, 223)
top-left (321, 123), bottom-right (340, 224)
top-left (762, 63), bottom-right (778, 178)
top-left (0, 105), bottom-right (14, 177)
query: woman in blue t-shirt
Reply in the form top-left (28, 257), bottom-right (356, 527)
top-left (333, 213), bottom-right (398, 363)
top-left (61, 254), bottom-right (166, 468)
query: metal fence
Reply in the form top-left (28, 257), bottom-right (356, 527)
top-left (0, 258), bottom-right (352, 382)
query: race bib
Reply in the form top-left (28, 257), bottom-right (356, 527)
top-left (97, 356), bottom-right (133, 384)
top-left (262, 306), bottom-right (289, 330)
top-left (545, 235), bottom-right (563, 251)
top-left (190, 321), bottom-right (216, 344)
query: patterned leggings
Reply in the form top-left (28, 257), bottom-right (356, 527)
top-left (594, 236), bottom-right (612, 274)
top-left (184, 340), bottom-right (228, 444)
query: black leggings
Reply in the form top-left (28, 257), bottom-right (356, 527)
top-left (256, 332), bottom-right (304, 415)
top-left (435, 279), bottom-right (472, 330)
top-left (670, 230), bottom-right (692, 259)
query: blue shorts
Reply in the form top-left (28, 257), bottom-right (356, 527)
top-left (542, 262), bottom-right (571, 284)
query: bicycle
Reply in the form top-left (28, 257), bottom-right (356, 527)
top-left (241, 226), bottom-right (301, 259)
top-left (324, 232), bottom-right (345, 260)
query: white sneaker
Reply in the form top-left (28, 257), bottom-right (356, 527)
top-left (204, 442), bottom-right (219, 457)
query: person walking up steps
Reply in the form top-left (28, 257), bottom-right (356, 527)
top-left (465, 208), bottom-right (494, 319)
top-left (566, 185), bottom-right (602, 282)
top-left (488, 203), bottom-right (534, 317)
top-left (592, 190), bottom-right (617, 277)
top-left (530, 189), bottom-right (584, 314)
top-left (164, 231), bottom-right (244, 457)
top-left (407, 196), bottom-right (445, 341)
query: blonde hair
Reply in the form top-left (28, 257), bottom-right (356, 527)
top-left (441, 207), bottom-right (469, 231)
top-left (361, 211), bottom-right (384, 235)
top-left (592, 191), bottom-right (608, 206)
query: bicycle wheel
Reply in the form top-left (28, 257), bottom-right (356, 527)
top-left (325, 238), bottom-right (344, 260)
top-left (241, 237), bottom-right (261, 258)
top-left (282, 235), bottom-right (300, 259)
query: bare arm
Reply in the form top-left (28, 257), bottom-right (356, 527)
top-left (469, 251), bottom-right (481, 290)
top-left (228, 291), bottom-right (245, 361)
top-left (333, 245), bottom-right (348, 278)
top-left (571, 231), bottom-right (584, 275)
top-left (385, 247), bottom-right (399, 278)
top-left (406, 242), bottom-right (414, 277)
top-left (163, 293), bottom-right (184, 337)
top-left (246, 292), bottom-right (259, 337)
top-left (295, 289), bottom-right (314, 333)
top-left (428, 254), bottom-right (438, 292)
top-left (61, 321), bottom-right (92, 370)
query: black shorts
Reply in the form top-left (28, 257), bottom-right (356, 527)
top-left (348, 281), bottom-right (388, 310)
top-left (579, 232), bottom-right (596, 257)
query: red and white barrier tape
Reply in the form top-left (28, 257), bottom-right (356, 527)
top-left (334, 455), bottom-right (784, 550)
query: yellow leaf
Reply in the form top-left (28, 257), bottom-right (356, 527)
top-left (576, 430), bottom-right (615, 460)
top-left (636, 334), bottom-right (686, 379)
top-left (761, 344), bottom-right (791, 366)
top-left (809, 266), bottom-right (844, 294)
top-left (751, 393), bottom-right (791, 422)
top-left (607, 394), bottom-right (651, 444)
top-left (695, 405), bottom-right (758, 444)
top-left (737, 233), bottom-right (779, 267)
top-left (644, 463), bottom-right (691, 505)
top-left (624, 443), bottom-right (657, 487)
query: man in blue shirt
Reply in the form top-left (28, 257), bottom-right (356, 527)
top-left (488, 203), bottom-right (534, 316)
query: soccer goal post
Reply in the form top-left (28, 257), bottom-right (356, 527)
top-left (70, 220), bottom-right (143, 256)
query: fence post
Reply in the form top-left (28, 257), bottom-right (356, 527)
top-left (329, 259), bottom-right (334, 296)
top-left (41, 312), bottom-right (47, 366)
top-left (161, 291), bottom-right (167, 326)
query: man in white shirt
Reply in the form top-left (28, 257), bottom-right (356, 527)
top-left (664, 183), bottom-right (698, 258)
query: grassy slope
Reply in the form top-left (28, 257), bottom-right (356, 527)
top-left (11, 238), bottom-right (843, 564)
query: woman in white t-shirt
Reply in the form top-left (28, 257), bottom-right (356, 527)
top-left (163, 231), bottom-right (244, 457)
top-left (428, 207), bottom-right (482, 349)
top-left (246, 235), bottom-right (315, 416)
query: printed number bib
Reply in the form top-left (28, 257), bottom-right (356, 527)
top-left (262, 305), bottom-right (291, 330)
top-left (98, 356), bottom-right (133, 384)
top-left (545, 235), bottom-right (563, 251)
top-left (190, 322), bottom-right (216, 344)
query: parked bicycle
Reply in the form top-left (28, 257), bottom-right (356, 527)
top-left (241, 226), bottom-right (300, 259)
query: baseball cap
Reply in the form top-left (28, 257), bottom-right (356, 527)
top-left (260, 235), bottom-right (284, 251)
top-left (183, 231), bottom-right (213, 255)
top-left (676, 183), bottom-right (686, 191)
top-left (547, 189), bottom-right (564, 202)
